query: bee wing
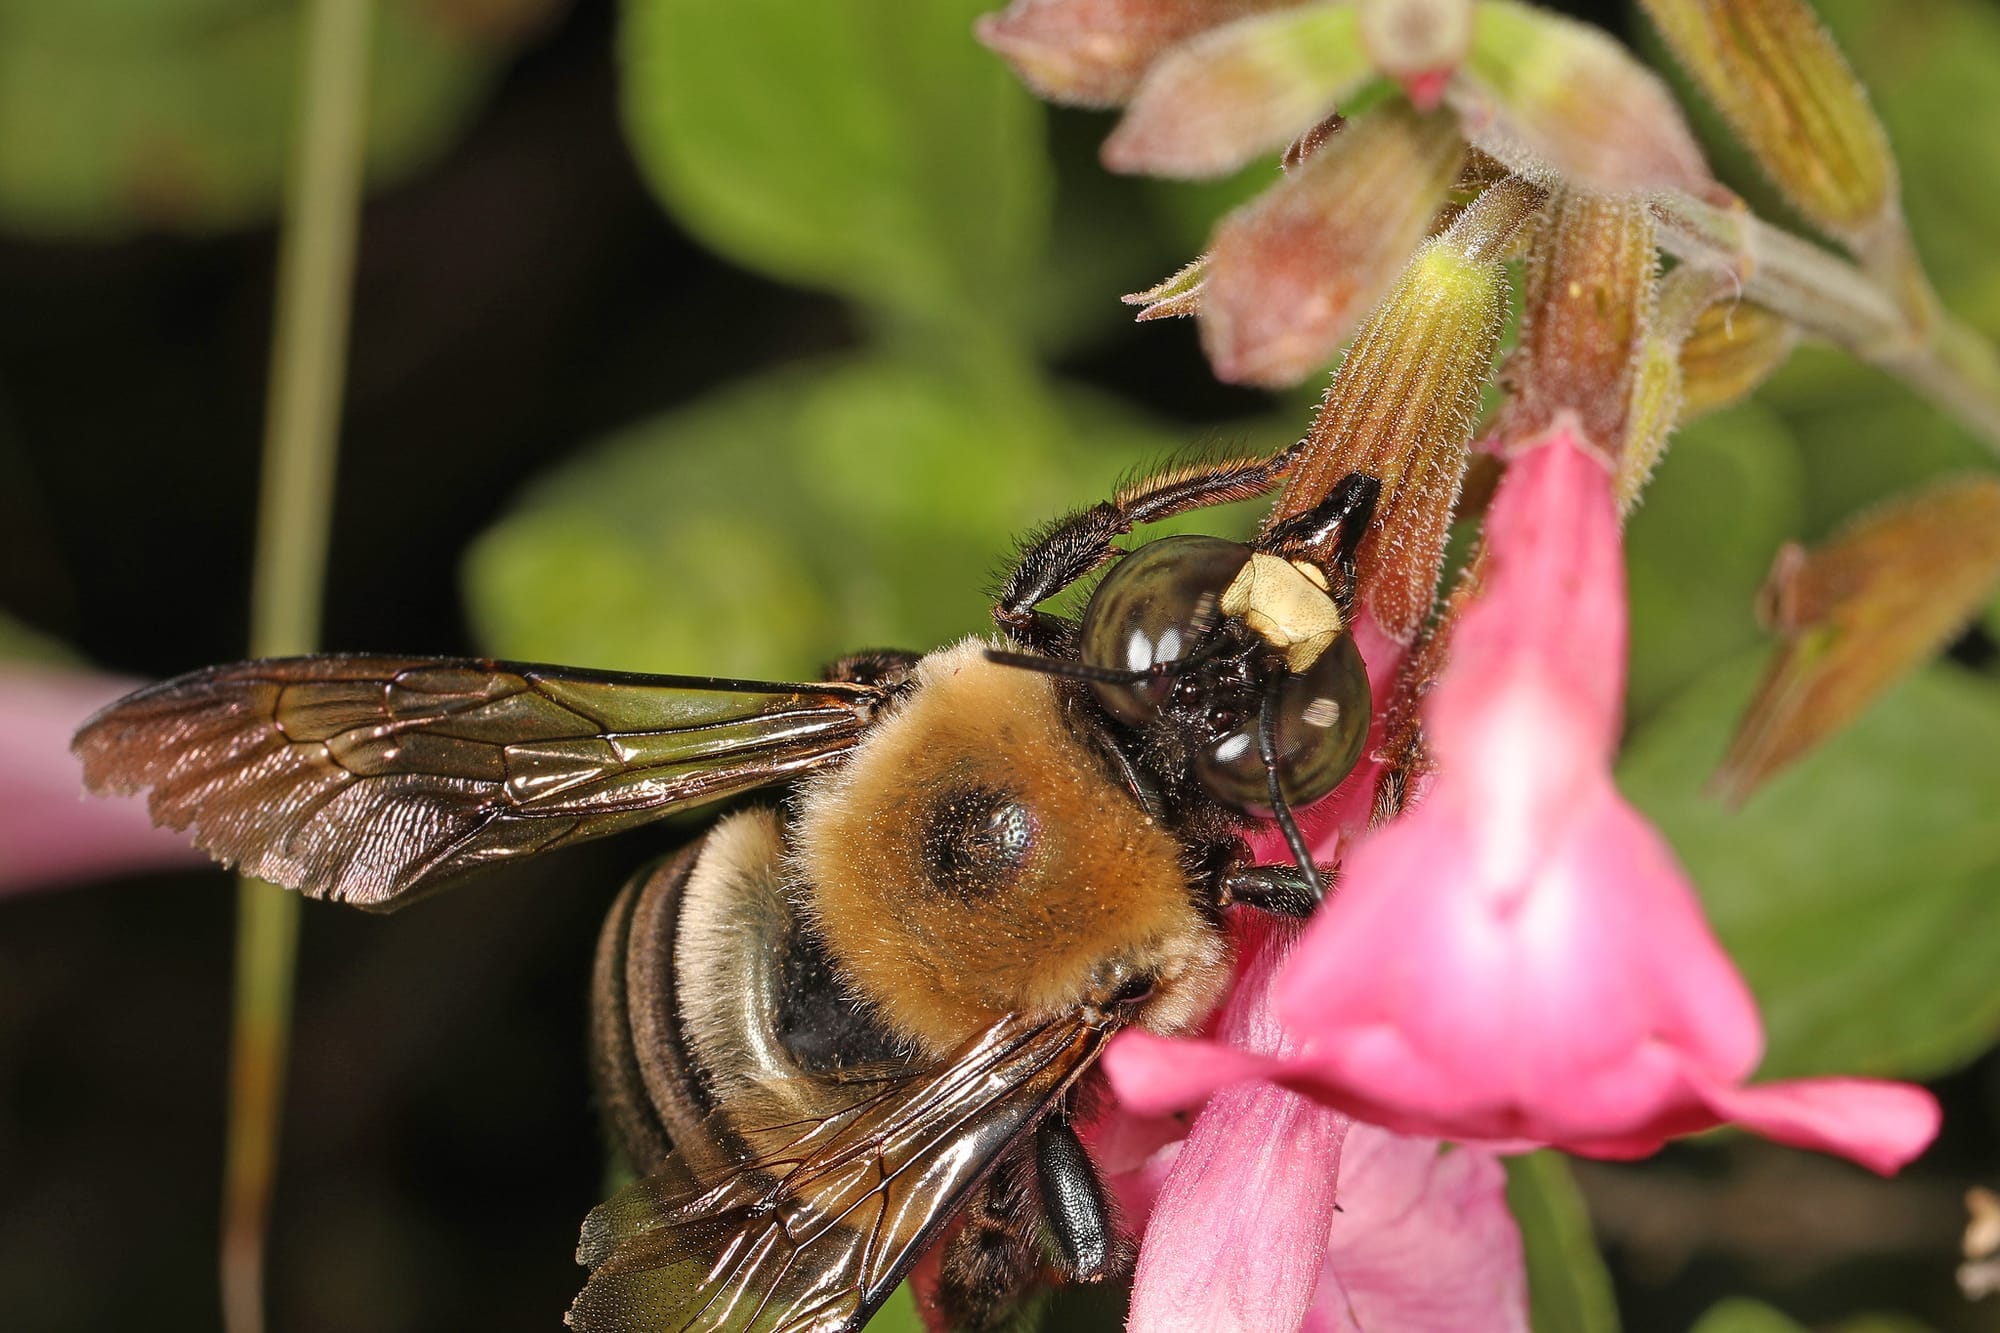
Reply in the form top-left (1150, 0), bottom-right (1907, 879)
top-left (72, 655), bottom-right (889, 909)
top-left (568, 1014), bottom-right (1109, 1333)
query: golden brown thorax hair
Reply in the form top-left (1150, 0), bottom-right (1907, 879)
top-left (792, 640), bottom-right (1229, 1059)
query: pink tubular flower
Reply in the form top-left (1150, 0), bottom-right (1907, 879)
top-left (1107, 417), bottom-right (1942, 1176)
top-left (0, 667), bottom-right (208, 893)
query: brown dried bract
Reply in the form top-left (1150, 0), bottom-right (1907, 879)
top-left (1713, 476), bottom-right (2000, 803)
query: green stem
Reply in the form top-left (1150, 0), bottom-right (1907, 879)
top-left (1653, 191), bottom-right (2000, 455)
top-left (222, 4), bottom-right (374, 1332)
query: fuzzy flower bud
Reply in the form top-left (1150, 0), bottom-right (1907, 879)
top-left (1358, 0), bottom-right (1473, 111)
top-left (1677, 299), bottom-right (1798, 423)
top-left (1199, 105), bottom-right (1467, 386)
top-left (1638, 0), bottom-right (1899, 256)
top-left (1451, 0), bottom-right (1712, 196)
top-left (1266, 176), bottom-right (1537, 641)
top-left (1102, 3), bottom-right (1372, 178)
top-left (1714, 476), bottom-right (2000, 803)
top-left (975, 0), bottom-right (1307, 108)
top-left (1499, 189), bottom-right (1657, 451)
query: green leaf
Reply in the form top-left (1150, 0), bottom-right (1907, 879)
top-left (1624, 401), bottom-right (1805, 724)
top-left (1756, 348), bottom-right (1993, 543)
top-left (1504, 1151), bottom-right (1620, 1333)
top-left (0, 1), bottom-right (526, 237)
top-left (1689, 1298), bottom-right (1807, 1333)
top-left (463, 353), bottom-right (1234, 680)
top-left (1619, 652), bottom-right (2000, 1081)
top-left (0, 608), bottom-right (80, 667)
top-left (1811, 0), bottom-right (2000, 331)
top-left (1690, 1298), bottom-right (1936, 1333)
top-left (869, 1283), bottom-right (926, 1333)
top-left (617, 0), bottom-right (1050, 335)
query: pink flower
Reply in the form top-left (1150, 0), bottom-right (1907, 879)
top-left (1103, 918), bottom-right (1526, 1333)
top-left (0, 667), bottom-right (207, 894)
top-left (1106, 417), bottom-right (1941, 1176)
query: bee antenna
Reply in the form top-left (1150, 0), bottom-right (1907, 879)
top-left (1259, 679), bottom-right (1322, 899)
top-left (983, 650), bottom-right (1153, 685)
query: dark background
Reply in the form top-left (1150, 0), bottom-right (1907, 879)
top-left (1, 2), bottom-right (1995, 1331)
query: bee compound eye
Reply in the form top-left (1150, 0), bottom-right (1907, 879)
top-left (1079, 535), bottom-right (1253, 726)
top-left (1195, 633), bottom-right (1372, 812)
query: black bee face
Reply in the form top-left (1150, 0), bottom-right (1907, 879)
top-left (1076, 532), bottom-right (1373, 813)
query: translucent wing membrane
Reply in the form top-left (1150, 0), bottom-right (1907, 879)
top-left (72, 655), bottom-right (889, 909)
top-left (569, 1014), bottom-right (1109, 1333)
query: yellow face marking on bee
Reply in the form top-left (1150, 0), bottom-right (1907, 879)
top-left (1220, 552), bottom-right (1344, 673)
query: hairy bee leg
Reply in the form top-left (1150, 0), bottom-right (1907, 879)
top-left (1216, 863), bottom-right (1330, 918)
top-left (937, 1149), bottom-right (1047, 1333)
top-left (992, 443), bottom-right (1307, 650)
top-left (1035, 1115), bottom-right (1119, 1284)
top-left (1259, 471), bottom-right (1382, 595)
top-left (820, 648), bottom-right (922, 688)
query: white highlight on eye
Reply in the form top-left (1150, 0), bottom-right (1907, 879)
top-left (1211, 732), bottom-right (1253, 764)
top-left (1300, 696), bottom-right (1343, 730)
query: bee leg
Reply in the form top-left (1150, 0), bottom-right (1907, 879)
top-left (992, 445), bottom-right (1308, 650)
top-left (936, 1148), bottom-right (1047, 1332)
top-left (820, 648), bottom-right (922, 688)
top-left (1216, 863), bottom-right (1330, 918)
top-left (1259, 471), bottom-right (1381, 575)
top-left (1035, 1114), bottom-right (1123, 1285)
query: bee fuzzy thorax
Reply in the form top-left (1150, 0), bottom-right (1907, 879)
top-left (791, 639), bottom-right (1230, 1059)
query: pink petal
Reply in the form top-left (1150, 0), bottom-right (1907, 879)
top-left (1126, 917), bottom-right (1349, 1333)
top-left (976, 0), bottom-right (1305, 109)
top-left (1128, 1080), bottom-right (1348, 1333)
top-left (0, 668), bottom-right (205, 894)
top-left (1304, 1126), bottom-right (1527, 1333)
top-left (1676, 1071), bottom-right (1941, 1176)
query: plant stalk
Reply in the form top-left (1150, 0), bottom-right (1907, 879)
top-left (223, 3), bottom-right (374, 1332)
top-left (1653, 191), bottom-right (2000, 454)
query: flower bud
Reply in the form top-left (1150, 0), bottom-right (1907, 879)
top-left (1677, 299), bottom-right (1798, 423)
top-left (975, 0), bottom-right (1306, 108)
top-left (1714, 476), bottom-right (2000, 804)
top-left (1451, 0), bottom-right (1712, 196)
top-left (1358, 0), bottom-right (1473, 111)
top-left (1102, 3), bottom-right (1372, 178)
top-left (1266, 177), bottom-right (1538, 641)
top-left (1638, 0), bottom-right (1899, 254)
top-left (1615, 335), bottom-right (1681, 514)
top-left (1199, 105), bottom-right (1466, 386)
top-left (1499, 189), bottom-right (1657, 450)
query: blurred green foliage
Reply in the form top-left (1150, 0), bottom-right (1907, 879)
top-left (0, 0), bottom-right (557, 236)
top-left (1507, 1152), bottom-right (1623, 1333)
top-left (1691, 1297), bottom-right (1935, 1333)
top-left (618, 0), bottom-right (1050, 341)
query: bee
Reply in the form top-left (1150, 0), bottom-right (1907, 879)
top-left (73, 452), bottom-right (1381, 1332)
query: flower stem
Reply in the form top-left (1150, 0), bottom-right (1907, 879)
top-left (1653, 190), bottom-right (2000, 454)
top-left (222, 3), bottom-right (374, 1332)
